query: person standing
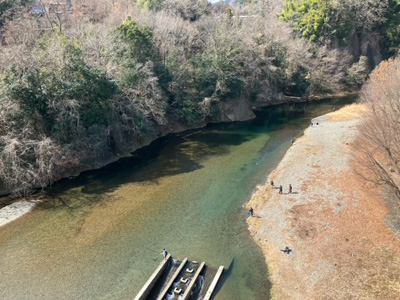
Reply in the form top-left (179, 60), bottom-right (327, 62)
top-left (289, 184), bottom-right (292, 194)
top-left (162, 249), bottom-right (168, 261)
top-left (270, 180), bottom-right (274, 187)
top-left (249, 207), bottom-right (254, 217)
top-left (279, 185), bottom-right (283, 195)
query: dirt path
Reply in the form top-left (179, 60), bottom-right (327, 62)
top-left (247, 104), bottom-right (400, 299)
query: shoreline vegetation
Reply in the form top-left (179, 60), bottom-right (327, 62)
top-left (0, 92), bottom-right (357, 200)
top-left (247, 103), bottom-right (400, 299)
top-left (0, 95), bottom-right (354, 227)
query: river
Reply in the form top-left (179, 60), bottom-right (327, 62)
top-left (0, 98), bottom-right (354, 300)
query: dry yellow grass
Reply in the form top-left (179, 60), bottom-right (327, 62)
top-left (326, 103), bottom-right (368, 122)
top-left (247, 103), bottom-right (400, 299)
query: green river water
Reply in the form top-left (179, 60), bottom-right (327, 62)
top-left (0, 98), bottom-right (353, 300)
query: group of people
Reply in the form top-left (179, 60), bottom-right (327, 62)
top-left (245, 179), bottom-right (295, 254)
top-left (270, 180), bottom-right (295, 254)
top-left (271, 180), bottom-right (293, 195)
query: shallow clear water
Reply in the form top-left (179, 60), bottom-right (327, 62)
top-left (0, 99), bottom-right (354, 300)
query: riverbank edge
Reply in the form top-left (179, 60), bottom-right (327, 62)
top-left (246, 104), bottom-right (358, 299)
top-left (246, 103), bottom-right (400, 299)
top-left (0, 93), bottom-right (356, 200)
top-left (0, 93), bottom-right (357, 227)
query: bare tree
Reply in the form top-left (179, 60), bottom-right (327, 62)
top-left (162, 0), bottom-right (210, 21)
top-left (0, 132), bottom-right (63, 196)
top-left (306, 46), bottom-right (353, 95)
top-left (358, 58), bottom-right (400, 198)
top-left (123, 62), bottom-right (168, 125)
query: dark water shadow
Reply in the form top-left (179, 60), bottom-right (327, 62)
top-left (43, 130), bottom-right (253, 210)
top-left (189, 132), bottom-right (253, 147)
top-left (42, 96), bottom-right (355, 212)
top-left (211, 258), bottom-right (234, 300)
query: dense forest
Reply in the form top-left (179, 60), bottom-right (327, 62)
top-left (0, 0), bottom-right (399, 195)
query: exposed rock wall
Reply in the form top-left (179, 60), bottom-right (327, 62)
top-left (348, 31), bottom-right (382, 68)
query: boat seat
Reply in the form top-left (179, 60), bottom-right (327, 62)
top-left (174, 287), bottom-right (182, 294)
top-left (180, 277), bottom-right (189, 284)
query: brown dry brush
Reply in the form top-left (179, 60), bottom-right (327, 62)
top-left (0, 1), bottom-right (355, 195)
top-left (0, 4), bottom-right (141, 195)
top-left (0, 94), bottom-right (63, 196)
top-left (358, 58), bottom-right (400, 198)
top-left (0, 133), bottom-right (63, 196)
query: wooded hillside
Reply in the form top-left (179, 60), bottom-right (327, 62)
top-left (0, 0), bottom-right (397, 195)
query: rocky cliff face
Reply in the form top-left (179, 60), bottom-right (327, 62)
top-left (349, 30), bottom-right (382, 69)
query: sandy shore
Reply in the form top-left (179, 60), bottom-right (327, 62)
top-left (0, 201), bottom-right (37, 227)
top-left (247, 104), bottom-right (400, 299)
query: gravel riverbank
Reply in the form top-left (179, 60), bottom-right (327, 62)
top-left (247, 103), bottom-right (400, 299)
